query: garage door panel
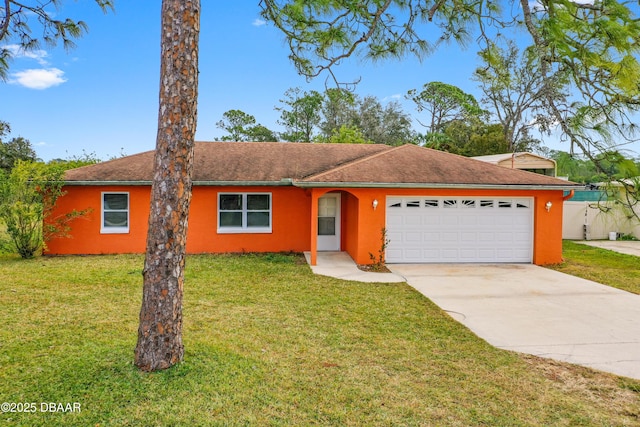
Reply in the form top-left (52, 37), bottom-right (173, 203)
top-left (387, 215), bottom-right (403, 227)
top-left (403, 216), bottom-right (422, 226)
top-left (460, 232), bottom-right (477, 242)
top-left (513, 230), bottom-right (531, 239)
top-left (514, 216), bottom-right (531, 226)
top-left (441, 232), bottom-right (458, 242)
top-left (423, 232), bottom-right (439, 241)
top-left (386, 197), bottom-right (532, 263)
top-left (404, 232), bottom-right (421, 242)
top-left (387, 231), bottom-right (403, 243)
top-left (477, 249), bottom-right (497, 259)
top-left (460, 216), bottom-right (478, 226)
top-left (441, 249), bottom-right (459, 260)
top-left (441, 216), bottom-right (459, 226)
top-left (478, 216), bottom-right (496, 226)
top-left (495, 232), bottom-right (514, 242)
top-left (386, 248), bottom-right (402, 260)
top-left (459, 249), bottom-right (478, 259)
top-left (422, 248), bottom-right (440, 258)
top-left (478, 232), bottom-right (495, 242)
top-left (422, 216), bottom-right (440, 226)
top-left (404, 248), bottom-right (423, 260)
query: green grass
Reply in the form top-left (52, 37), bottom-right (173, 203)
top-left (1, 253), bottom-right (639, 426)
top-left (547, 240), bottom-right (640, 294)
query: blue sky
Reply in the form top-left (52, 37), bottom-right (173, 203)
top-left (2, 2), bottom-right (635, 161)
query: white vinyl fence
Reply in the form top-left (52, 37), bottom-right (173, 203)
top-left (563, 201), bottom-right (640, 240)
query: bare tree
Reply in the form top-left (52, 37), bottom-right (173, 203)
top-left (473, 41), bottom-right (563, 152)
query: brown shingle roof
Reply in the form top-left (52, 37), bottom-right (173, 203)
top-left (301, 144), bottom-right (571, 186)
top-left (64, 141), bottom-right (579, 188)
top-left (64, 142), bottom-right (390, 182)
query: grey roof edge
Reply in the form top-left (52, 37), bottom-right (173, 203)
top-left (63, 180), bottom-right (293, 186)
top-left (63, 179), bottom-right (584, 191)
top-left (292, 181), bottom-right (585, 191)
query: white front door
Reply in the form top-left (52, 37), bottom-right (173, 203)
top-left (317, 194), bottom-right (341, 251)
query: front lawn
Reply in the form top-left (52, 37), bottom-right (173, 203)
top-left (1, 253), bottom-right (638, 426)
top-left (547, 240), bottom-right (640, 294)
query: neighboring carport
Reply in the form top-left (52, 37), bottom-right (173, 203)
top-left (389, 263), bottom-right (640, 380)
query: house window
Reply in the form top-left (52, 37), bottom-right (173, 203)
top-left (101, 192), bottom-right (129, 234)
top-left (218, 193), bottom-right (272, 233)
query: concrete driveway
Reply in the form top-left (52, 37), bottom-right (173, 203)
top-left (576, 240), bottom-right (640, 257)
top-left (389, 264), bottom-right (640, 380)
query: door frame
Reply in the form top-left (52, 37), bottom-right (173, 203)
top-left (317, 193), bottom-right (341, 251)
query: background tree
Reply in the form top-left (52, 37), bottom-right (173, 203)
top-left (134, 0), bottom-right (200, 372)
top-left (318, 91), bottom-right (415, 145)
top-left (349, 96), bottom-right (413, 146)
top-left (245, 124), bottom-right (278, 142)
top-left (49, 150), bottom-right (103, 169)
top-left (276, 87), bottom-right (323, 142)
top-left (0, 121), bottom-right (38, 173)
top-left (216, 109), bottom-right (257, 141)
top-left (319, 88), bottom-right (357, 138)
top-left (0, 0), bottom-right (113, 80)
top-left (317, 124), bottom-right (372, 144)
top-left (433, 120), bottom-right (509, 156)
top-left (407, 82), bottom-right (484, 135)
top-left (473, 41), bottom-right (563, 153)
top-left (216, 109), bottom-right (277, 142)
top-left (0, 136), bottom-right (38, 172)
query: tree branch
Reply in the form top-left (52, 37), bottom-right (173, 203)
top-left (0, 0), bottom-right (10, 41)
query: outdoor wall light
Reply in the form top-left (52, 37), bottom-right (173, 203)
top-left (545, 201), bottom-right (553, 212)
top-left (372, 199), bottom-right (379, 210)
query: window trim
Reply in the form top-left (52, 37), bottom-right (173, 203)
top-left (101, 192), bottom-right (130, 234)
top-left (217, 192), bottom-right (272, 234)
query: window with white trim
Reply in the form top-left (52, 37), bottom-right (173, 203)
top-left (218, 193), bottom-right (272, 233)
top-left (101, 192), bottom-right (129, 234)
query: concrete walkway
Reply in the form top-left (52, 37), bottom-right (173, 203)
top-left (303, 252), bottom-right (404, 283)
top-left (575, 240), bottom-right (640, 257)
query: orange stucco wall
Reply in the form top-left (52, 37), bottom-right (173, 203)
top-left (46, 185), bottom-right (312, 255)
top-left (308, 187), bottom-right (566, 266)
top-left (47, 184), bottom-right (566, 266)
top-left (46, 186), bottom-right (152, 255)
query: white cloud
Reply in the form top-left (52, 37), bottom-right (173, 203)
top-left (383, 94), bottom-right (403, 102)
top-left (252, 18), bottom-right (266, 27)
top-left (10, 68), bottom-right (67, 89)
top-left (3, 44), bottom-right (50, 65)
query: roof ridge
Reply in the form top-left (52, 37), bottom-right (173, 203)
top-left (300, 144), bottom-right (401, 181)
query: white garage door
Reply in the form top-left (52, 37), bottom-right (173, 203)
top-left (386, 197), bottom-right (533, 263)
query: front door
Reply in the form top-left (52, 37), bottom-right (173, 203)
top-left (317, 194), bottom-right (341, 251)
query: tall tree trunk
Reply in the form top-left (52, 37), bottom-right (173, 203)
top-left (135, 0), bottom-right (200, 372)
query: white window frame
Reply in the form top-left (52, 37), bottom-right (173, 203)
top-left (217, 192), bottom-right (272, 234)
top-left (101, 192), bottom-right (129, 234)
